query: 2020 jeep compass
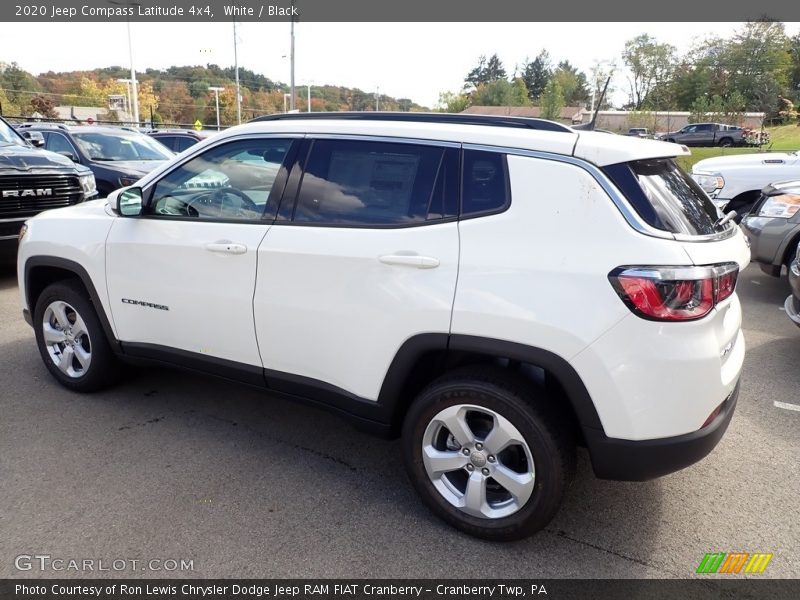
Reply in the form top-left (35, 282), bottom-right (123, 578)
top-left (17, 113), bottom-right (749, 540)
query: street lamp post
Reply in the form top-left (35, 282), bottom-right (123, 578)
top-left (209, 86), bottom-right (224, 130)
top-left (108, 2), bottom-right (140, 126)
top-left (116, 78), bottom-right (133, 123)
top-left (307, 84), bottom-right (312, 112)
top-left (289, 0), bottom-right (296, 111)
top-left (233, 19), bottom-right (241, 125)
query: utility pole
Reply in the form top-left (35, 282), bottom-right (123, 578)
top-left (289, 1), bottom-right (296, 111)
top-left (233, 19), bottom-right (241, 125)
top-left (375, 86), bottom-right (380, 111)
top-left (307, 84), bottom-right (311, 112)
top-left (209, 86), bottom-right (224, 130)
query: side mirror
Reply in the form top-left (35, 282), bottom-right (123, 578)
top-left (22, 131), bottom-right (45, 147)
top-left (56, 150), bottom-right (79, 163)
top-left (117, 187), bottom-right (143, 217)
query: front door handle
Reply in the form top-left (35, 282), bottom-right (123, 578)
top-left (379, 254), bottom-right (440, 269)
top-left (205, 241), bottom-right (247, 255)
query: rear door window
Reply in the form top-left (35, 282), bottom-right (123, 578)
top-left (603, 158), bottom-right (721, 236)
top-left (292, 139), bottom-right (448, 226)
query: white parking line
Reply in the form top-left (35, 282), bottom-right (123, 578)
top-left (774, 401), bottom-right (800, 413)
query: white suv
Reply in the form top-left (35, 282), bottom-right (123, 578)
top-left (17, 113), bottom-right (750, 540)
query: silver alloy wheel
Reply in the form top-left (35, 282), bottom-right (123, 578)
top-left (422, 404), bottom-right (535, 519)
top-left (42, 300), bottom-right (92, 378)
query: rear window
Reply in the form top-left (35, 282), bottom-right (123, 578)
top-left (603, 158), bottom-right (720, 236)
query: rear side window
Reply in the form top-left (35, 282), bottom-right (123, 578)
top-left (603, 158), bottom-right (720, 236)
top-left (461, 150), bottom-right (510, 217)
top-left (293, 140), bottom-right (447, 226)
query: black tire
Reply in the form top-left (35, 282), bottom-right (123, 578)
top-left (402, 367), bottom-right (574, 541)
top-left (33, 279), bottom-right (120, 392)
top-left (718, 137), bottom-right (733, 148)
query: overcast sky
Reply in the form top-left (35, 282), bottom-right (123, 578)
top-left (1, 22), bottom-right (798, 107)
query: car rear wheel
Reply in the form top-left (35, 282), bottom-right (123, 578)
top-left (33, 280), bottom-right (120, 392)
top-left (718, 137), bottom-right (733, 147)
top-left (402, 367), bottom-right (574, 541)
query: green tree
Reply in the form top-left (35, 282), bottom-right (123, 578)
top-left (471, 79), bottom-right (529, 107)
top-left (540, 78), bottom-right (565, 121)
top-left (622, 34), bottom-right (676, 109)
top-left (437, 90), bottom-right (470, 113)
top-left (464, 54), bottom-right (507, 91)
top-left (552, 61), bottom-right (590, 105)
top-left (520, 50), bottom-right (551, 101)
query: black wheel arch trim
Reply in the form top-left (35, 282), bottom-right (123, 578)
top-left (24, 255), bottom-right (120, 351)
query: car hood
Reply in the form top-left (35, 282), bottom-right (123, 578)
top-left (0, 143), bottom-right (77, 171)
top-left (693, 152), bottom-right (799, 172)
top-left (90, 159), bottom-right (167, 177)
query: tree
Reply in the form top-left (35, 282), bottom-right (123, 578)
top-left (540, 78), bottom-right (564, 121)
top-left (622, 34), bottom-right (676, 109)
top-left (471, 79), bottom-right (530, 107)
top-left (437, 90), bottom-right (470, 113)
top-left (464, 54), bottom-right (507, 91)
top-left (29, 94), bottom-right (58, 118)
top-left (520, 50), bottom-right (551, 101)
top-left (552, 61), bottom-right (590, 105)
top-left (723, 20), bottom-right (792, 116)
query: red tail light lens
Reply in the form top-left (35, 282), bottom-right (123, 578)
top-left (609, 263), bottom-right (739, 322)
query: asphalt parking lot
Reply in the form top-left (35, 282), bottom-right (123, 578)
top-left (0, 263), bottom-right (798, 579)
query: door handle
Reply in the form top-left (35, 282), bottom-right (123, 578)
top-left (379, 254), bottom-right (440, 269)
top-left (205, 241), bottom-right (247, 255)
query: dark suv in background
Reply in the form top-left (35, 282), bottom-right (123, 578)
top-left (147, 128), bottom-right (214, 152)
top-left (17, 124), bottom-right (174, 197)
top-left (0, 116), bottom-right (97, 259)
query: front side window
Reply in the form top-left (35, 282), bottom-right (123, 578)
top-left (148, 138), bottom-right (292, 221)
top-left (45, 133), bottom-right (76, 156)
top-left (292, 140), bottom-right (447, 226)
top-left (0, 119), bottom-right (26, 147)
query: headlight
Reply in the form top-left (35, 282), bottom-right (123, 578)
top-left (758, 194), bottom-right (800, 219)
top-left (119, 175), bottom-right (140, 187)
top-left (691, 172), bottom-right (725, 195)
top-left (78, 172), bottom-right (97, 197)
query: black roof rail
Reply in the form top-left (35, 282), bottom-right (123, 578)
top-left (248, 111), bottom-right (574, 134)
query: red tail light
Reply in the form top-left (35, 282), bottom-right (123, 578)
top-left (609, 263), bottom-right (739, 322)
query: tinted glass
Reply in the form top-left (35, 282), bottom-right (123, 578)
top-left (293, 140), bottom-right (444, 226)
top-left (0, 119), bottom-right (27, 146)
top-left (426, 148), bottom-right (459, 220)
top-left (151, 135), bottom-right (176, 151)
top-left (73, 131), bottom-right (173, 161)
top-left (149, 138), bottom-right (292, 221)
top-left (604, 159), bottom-right (720, 236)
top-left (46, 133), bottom-right (75, 155)
top-left (174, 136), bottom-right (198, 152)
top-left (461, 150), bottom-right (510, 216)
top-left (695, 124), bottom-right (714, 132)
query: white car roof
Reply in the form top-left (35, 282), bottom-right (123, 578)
top-left (178, 117), bottom-right (690, 168)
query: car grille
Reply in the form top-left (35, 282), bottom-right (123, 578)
top-left (0, 174), bottom-right (83, 218)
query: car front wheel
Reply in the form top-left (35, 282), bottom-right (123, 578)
top-left (402, 368), bottom-right (574, 541)
top-left (33, 280), bottom-right (120, 392)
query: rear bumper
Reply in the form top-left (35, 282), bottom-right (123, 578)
top-left (586, 379), bottom-right (740, 481)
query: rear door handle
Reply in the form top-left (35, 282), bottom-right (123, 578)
top-left (379, 254), bottom-right (440, 269)
top-left (205, 241), bottom-right (247, 255)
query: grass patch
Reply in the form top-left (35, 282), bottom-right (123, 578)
top-left (675, 124), bottom-right (800, 171)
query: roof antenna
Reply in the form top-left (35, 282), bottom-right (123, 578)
top-left (574, 76), bottom-right (611, 131)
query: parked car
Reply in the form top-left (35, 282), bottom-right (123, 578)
top-left (627, 128), bottom-right (651, 138)
top-left (786, 245), bottom-right (800, 328)
top-left (147, 128), bottom-right (214, 153)
top-left (0, 116), bottom-right (96, 259)
top-left (656, 123), bottom-right (746, 147)
top-left (739, 180), bottom-right (800, 276)
top-left (691, 150), bottom-right (800, 216)
top-left (16, 123), bottom-right (174, 197)
top-left (17, 112), bottom-right (749, 541)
